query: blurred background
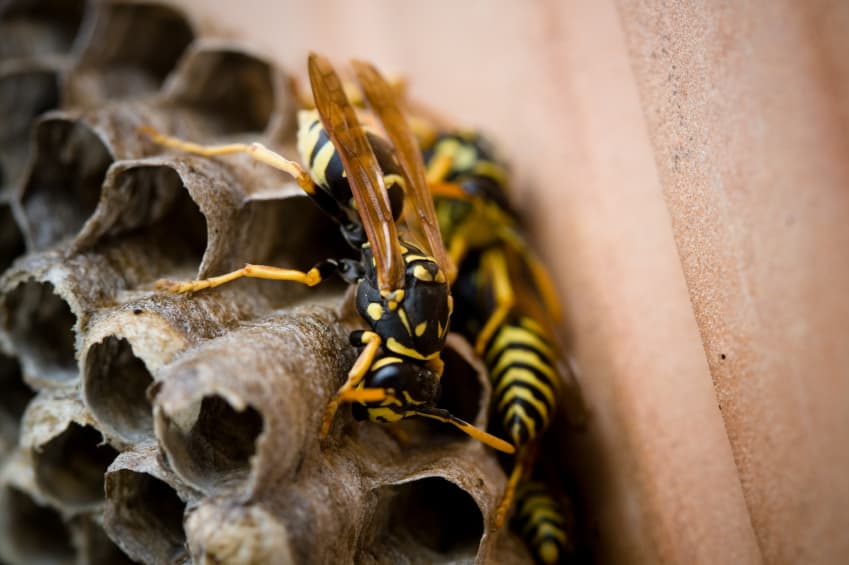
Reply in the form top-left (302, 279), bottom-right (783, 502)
top-left (174, 0), bottom-right (849, 563)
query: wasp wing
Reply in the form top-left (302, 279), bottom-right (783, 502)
top-left (351, 59), bottom-right (455, 282)
top-left (308, 53), bottom-right (405, 293)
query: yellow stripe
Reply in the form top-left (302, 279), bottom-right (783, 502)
top-left (472, 160), bottom-right (508, 186)
top-left (531, 523), bottom-right (567, 545)
top-left (499, 386), bottom-right (550, 423)
top-left (397, 308), bottom-right (412, 335)
top-left (486, 326), bottom-right (554, 364)
top-left (505, 404), bottom-right (537, 437)
top-left (492, 364), bottom-right (557, 406)
top-left (518, 316), bottom-right (547, 336)
top-left (521, 506), bottom-right (563, 525)
top-left (296, 112), bottom-right (321, 164)
top-left (371, 357), bottom-right (402, 371)
top-left (311, 141), bottom-right (336, 187)
top-left (415, 321), bottom-right (427, 337)
top-left (403, 254), bottom-right (434, 264)
top-left (385, 338), bottom-right (438, 360)
top-left (492, 353), bottom-right (557, 403)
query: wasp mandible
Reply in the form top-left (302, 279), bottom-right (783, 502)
top-left (142, 54), bottom-right (513, 455)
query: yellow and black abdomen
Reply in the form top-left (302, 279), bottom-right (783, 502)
top-left (449, 251), bottom-right (560, 448)
top-left (297, 110), bottom-right (406, 223)
top-left (484, 316), bottom-right (560, 447)
top-left (512, 480), bottom-right (572, 565)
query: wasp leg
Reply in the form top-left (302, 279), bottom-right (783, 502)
top-left (139, 126), bottom-right (317, 195)
top-left (156, 259), bottom-right (338, 293)
top-left (494, 442), bottom-right (539, 529)
top-left (426, 152), bottom-right (455, 184)
top-left (501, 230), bottom-right (563, 323)
top-left (475, 248), bottom-right (515, 355)
top-left (320, 331), bottom-right (382, 437)
top-left (384, 423), bottom-right (411, 446)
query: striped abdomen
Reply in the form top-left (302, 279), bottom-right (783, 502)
top-left (512, 480), bottom-right (571, 565)
top-left (484, 316), bottom-right (560, 447)
top-left (296, 109), bottom-right (405, 221)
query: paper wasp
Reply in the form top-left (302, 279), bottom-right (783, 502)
top-left (141, 54), bottom-right (513, 455)
top-left (419, 128), bottom-right (584, 558)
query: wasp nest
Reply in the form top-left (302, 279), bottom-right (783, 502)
top-left (0, 1), bottom-right (531, 563)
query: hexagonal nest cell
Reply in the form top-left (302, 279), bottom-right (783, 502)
top-left (1, 279), bottom-right (78, 382)
top-left (33, 422), bottom-right (119, 509)
top-left (0, 1), bottom-right (570, 563)
top-left (83, 335), bottom-right (155, 443)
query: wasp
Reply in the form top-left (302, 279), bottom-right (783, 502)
top-left (418, 127), bottom-right (584, 557)
top-left (140, 54), bottom-right (514, 455)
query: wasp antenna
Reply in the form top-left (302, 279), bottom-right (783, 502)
top-left (415, 406), bottom-right (515, 454)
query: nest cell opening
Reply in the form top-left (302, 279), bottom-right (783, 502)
top-left (73, 3), bottom-right (194, 100)
top-left (378, 477), bottom-right (484, 558)
top-left (0, 0), bottom-right (86, 59)
top-left (0, 202), bottom-right (26, 273)
top-left (33, 422), bottom-right (118, 508)
top-left (0, 70), bottom-right (60, 187)
top-left (256, 194), bottom-right (355, 271)
top-left (83, 336), bottom-right (154, 443)
top-left (0, 354), bottom-right (35, 445)
top-left (90, 164), bottom-right (207, 267)
top-left (1, 279), bottom-right (77, 382)
top-left (0, 485), bottom-right (75, 564)
top-left (159, 394), bottom-right (264, 492)
top-left (104, 469), bottom-right (187, 565)
top-left (22, 118), bottom-right (112, 249)
top-left (167, 49), bottom-right (275, 134)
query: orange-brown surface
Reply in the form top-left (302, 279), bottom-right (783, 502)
top-left (173, 1), bottom-right (849, 562)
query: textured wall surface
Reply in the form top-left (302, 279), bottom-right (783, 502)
top-left (170, 0), bottom-right (849, 563)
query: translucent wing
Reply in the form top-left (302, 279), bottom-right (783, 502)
top-left (308, 53), bottom-right (404, 293)
top-left (351, 59), bottom-right (455, 281)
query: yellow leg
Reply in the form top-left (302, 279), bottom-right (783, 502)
top-left (320, 331), bottom-right (382, 437)
top-left (156, 262), bottom-right (332, 293)
top-left (139, 125), bottom-right (317, 195)
top-left (475, 248), bottom-right (515, 355)
top-left (426, 152), bottom-right (455, 184)
top-left (499, 230), bottom-right (563, 323)
top-left (494, 443), bottom-right (539, 528)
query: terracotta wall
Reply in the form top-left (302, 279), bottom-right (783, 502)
top-left (173, 1), bottom-right (849, 562)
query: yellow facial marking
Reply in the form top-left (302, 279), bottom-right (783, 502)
top-left (415, 321), bottom-right (427, 337)
top-left (434, 270), bottom-right (446, 283)
top-left (371, 357), bottom-right (402, 371)
top-left (386, 338), bottom-right (438, 360)
top-left (366, 303), bottom-right (383, 321)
